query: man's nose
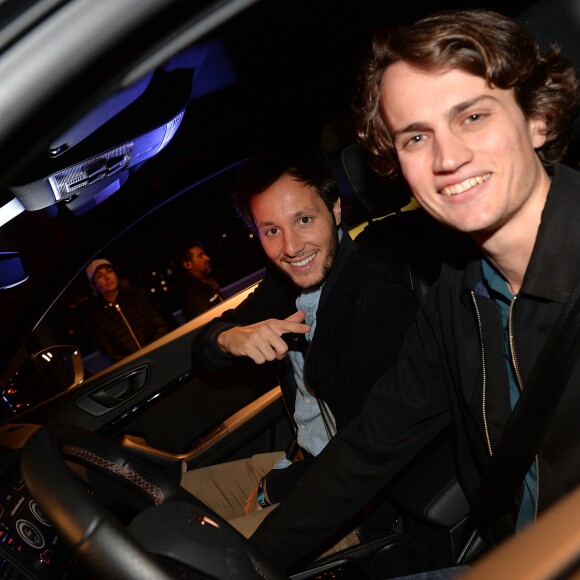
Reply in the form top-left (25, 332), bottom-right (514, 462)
top-left (432, 129), bottom-right (472, 173)
top-left (282, 231), bottom-right (302, 256)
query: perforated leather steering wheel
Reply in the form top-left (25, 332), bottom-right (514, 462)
top-left (20, 424), bottom-right (285, 579)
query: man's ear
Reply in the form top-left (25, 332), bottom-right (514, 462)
top-left (182, 260), bottom-right (193, 272)
top-left (332, 197), bottom-right (342, 226)
top-left (529, 114), bottom-right (548, 149)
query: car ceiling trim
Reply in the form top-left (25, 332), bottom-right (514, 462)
top-left (0, 0), bottom-right (175, 146)
top-left (121, 0), bottom-right (262, 88)
top-left (0, 0), bottom-right (70, 55)
top-left (0, 198), bottom-right (25, 228)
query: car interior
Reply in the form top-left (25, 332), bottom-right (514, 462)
top-left (0, 0), bottom-right (578, 578)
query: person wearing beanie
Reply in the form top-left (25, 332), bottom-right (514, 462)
top-left (85, 259), bottom-right (168, 364)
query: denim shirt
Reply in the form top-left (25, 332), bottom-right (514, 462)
top-left (274, 280), bottom-right (339, 471)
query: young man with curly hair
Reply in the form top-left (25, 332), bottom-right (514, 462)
top-left (251, 8), bottom-right (580, 572)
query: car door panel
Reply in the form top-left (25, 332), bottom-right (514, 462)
top-left (2, 285), bottom-right (290, 466)
top-left (118, 386), bottom-right (292, 469)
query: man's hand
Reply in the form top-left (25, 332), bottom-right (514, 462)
top-left (244, 482), bottom-right (263, 514)
top-left (217, 310), bottom-right (310, 364)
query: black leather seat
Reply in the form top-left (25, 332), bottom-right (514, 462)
top-left (329, 142), bottom-right (452, 302)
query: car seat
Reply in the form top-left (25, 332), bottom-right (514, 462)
top-left (329, 143), bottom-right (454, 302)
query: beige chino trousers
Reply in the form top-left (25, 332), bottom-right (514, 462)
top-left (180, 451), bottom-right (359, 558)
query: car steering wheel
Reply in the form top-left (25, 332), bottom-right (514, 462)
top-left (20, 424), bottom-right (287, 580)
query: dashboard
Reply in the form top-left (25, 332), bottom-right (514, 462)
top-left (0, 450), bottom-right (70, 579)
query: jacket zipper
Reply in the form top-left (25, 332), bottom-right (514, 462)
top-left (113, 303), bottom-right (142, 350)
top-left (471, 291), bottom-right (493, 456)
top-left (474, 291), bottom-right (540, 521)
top-left (507, 296), bottom-right (540, 521)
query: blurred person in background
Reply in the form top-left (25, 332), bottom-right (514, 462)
top-left (85, 258), bottom-right (168, 364)
top-left (176, 242), bottom-right (225, 321)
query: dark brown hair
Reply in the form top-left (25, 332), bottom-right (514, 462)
top-left (357, 9), bottom-right (580, 177)
top-left (233, 147), bottom-right (340, 233)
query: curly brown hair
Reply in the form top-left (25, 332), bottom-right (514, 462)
top-left (356, 9), bottom-right (580, 178)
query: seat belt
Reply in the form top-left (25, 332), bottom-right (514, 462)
top-left (458, 278), bottom-right (580, 564)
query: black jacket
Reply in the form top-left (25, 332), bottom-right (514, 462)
top-left (86, 286), bottom-right (168, 363)
top-left (251, 164), bottom-right (580, 569)
top-left (191, 230), bottom-right (417, 500)
top-left (179, 275), bottom-right (225, 321)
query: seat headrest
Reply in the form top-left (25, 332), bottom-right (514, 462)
top-left (518, 0), bottom-right (580, 166)
top-left (328, 144), bottom-right (411, 220)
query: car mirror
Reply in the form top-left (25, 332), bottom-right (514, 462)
top-left (1, 346), bottom-right (84, 417)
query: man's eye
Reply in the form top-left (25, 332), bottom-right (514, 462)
top-left (265, 227), bottom-right (279, 237)
top-left (403, 134), bottom-right (426, 148)
top-left (465, 113), bottom-right (484, 124)
top-left (299, 216), bottom-right (312, 225)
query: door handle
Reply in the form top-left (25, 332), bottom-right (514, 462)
top-left (89, 366), bottom-right (149, 408)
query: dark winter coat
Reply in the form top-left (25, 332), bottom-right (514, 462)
top-left (86, 286), bottom-right (168, 363)
top-left (191, 229), bottom-right (417, 501)
top-left (251, 164), bottom-right (580, 569)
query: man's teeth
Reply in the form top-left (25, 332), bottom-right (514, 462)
top-left (291, 253), bottom-right (316, 267)
top-left (441, 173), bottom-right (491, 196)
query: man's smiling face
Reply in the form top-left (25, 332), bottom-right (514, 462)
top-left (381, 62), bottom-right (549, 240)
top-left (250, 173), bottom-right (341, 290)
